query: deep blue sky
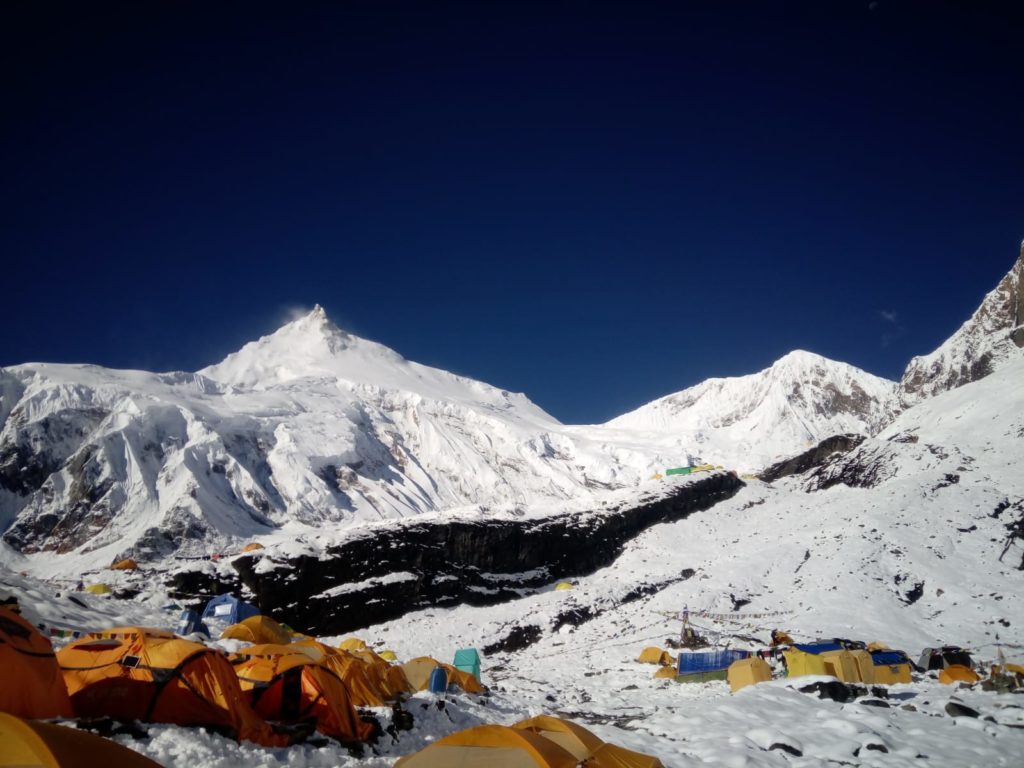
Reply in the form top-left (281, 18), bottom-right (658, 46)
top-left (2, 1), bottom-right (1022, 423)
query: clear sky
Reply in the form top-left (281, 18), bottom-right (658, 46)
top-left (2, 1), bottom-right (1022, 424)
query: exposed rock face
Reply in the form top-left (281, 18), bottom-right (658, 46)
top-left (900, 246), bottom-right (1024, 406)
top-left (758, 434), bottom-right (866, 483)
top-left (212, 471), bottom-right (744, 635)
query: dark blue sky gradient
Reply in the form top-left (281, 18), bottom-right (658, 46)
top-left (2, 1), bottom-right (1022, 423)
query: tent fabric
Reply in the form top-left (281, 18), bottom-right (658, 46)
top-left (0, 712), bottom-right (163, 768)
top-left (231, 645), bottom-right (372, 743)
top-left (379, 650), bottom-right (398, 662)
top-left (637, 647), bottom-right (675, 666)
top-left (201, 594), bottom-right (259, 625)
top-left (939, 664), bottom-right (980, 685)
top-left (866, 641), bottom-right (890, 652)
top-left (0, 606), bottom-right (73, 719)
top-left (588, 743), bottom-right (666, 768)
top-left (395, 724), bottom-right (579, 768)
top-left (402, 656), bottom-right (484, 694)
top-left (849, 649), bottom-right (875, 685)
top-left (110, 558), bottom-right (139, 571)
top-left (678, 649), bottom-right (748, 673)
top-left (453, 648), bottom-right (482, 680)
top-left (339, 638), bottom-right (369, 652)
top-left (57, 631), bottom-right (281, 746)
top-left (221, 615), bottom-right (293, 645)
top-left (512, 715), bottom-right (604, 760)
top-left (84, 584), bottom-right (111, 595)
top-left (293, 640), bottom-right (391, 707)
top-left (175, 610), bottom-right (209, 637)
top-left (653, 666), bottom-right (678, 680)
top-left (728, 657), bottom-right (772, 692)
top-left (241, 542), bottom-right (265, 553)
top-left (821, 650), bottom-right (861, 683)
top-left (554, 582), bottom-right (574, 591)
top-left (784, 649), bottom-right (827, 677)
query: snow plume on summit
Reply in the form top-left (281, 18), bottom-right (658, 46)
top-left (900, 245), bottom-right (1024, 406)
top-left (606, 350), bottom-right (898, 469)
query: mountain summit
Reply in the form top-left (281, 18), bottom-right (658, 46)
top-left (606, 350), bottom-right (898, 468)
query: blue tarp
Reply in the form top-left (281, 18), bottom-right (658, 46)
top-left (200, 594), bottom-right (259, 625)
top-left (175, 609), bottom-right (209, 637)
top-left (871, 650), bottom-right (910, 666)
top-left (793, 642), bottom-right (844, 655)
top-left (678, 649), bottom-right (750, 673)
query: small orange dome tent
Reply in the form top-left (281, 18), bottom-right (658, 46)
top-left (394, 724), bottom-right (579, 768)
top-left (241, 542), bottom-right (265, 553)
top-left (939, 664), bottom-right (980, 685)
top-left (0, 712), bottom-right (163, 768)
top-left (110, 558), bottom-right (138, 571)
top-left (0, 605), bottom-right (72, 719)
top-left (57, 629), bottom-right (282, 746)
top-left (221, 615), bottom-right (292, 645)
top-left (292, 638), bottom-right (391, 706)
top-left (231, 644), bottom-right (372, 744)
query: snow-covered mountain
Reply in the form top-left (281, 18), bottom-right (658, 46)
top-left (606, 350), bottom-right (898, 469)
top-left (900, 244), bottom-right (1024, 405)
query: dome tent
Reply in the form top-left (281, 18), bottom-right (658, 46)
top-left (0, 605), bottom-right (73, 719)
top-left (0, 712), bottom-right (162, 768)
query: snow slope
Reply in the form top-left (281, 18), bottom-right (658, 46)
top-left (607, 350), bottom-right (898, 469)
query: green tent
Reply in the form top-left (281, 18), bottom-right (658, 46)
top-left (665, 467), bottom-right (692, 476)
top-left (453, 648), bottom-right (481, 681)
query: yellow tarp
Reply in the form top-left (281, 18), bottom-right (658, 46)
top-left (84, 584), bottom-right (111, 595)
top-left (939, 664), bottom-right (980, 685)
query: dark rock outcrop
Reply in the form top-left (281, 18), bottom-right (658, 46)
top-left (213, 472), bottom-right (743, 635)
top-left (759, 434), bottom-right (865, 483)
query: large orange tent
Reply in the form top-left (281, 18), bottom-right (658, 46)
top-left (57, 627), bottom-right (282, 746)
top-left (513, 715), bottom-right (665, 768)
top-left (231, 644), bottom-right (372, 744)
top-left (0, 712), bottom-right (163, 768)
top-left (0, 606), bottom-right (72, 719)
top-left (394, 724), bottom-right (579, 768)
top-left (291, 639), bottom-right (391, 707)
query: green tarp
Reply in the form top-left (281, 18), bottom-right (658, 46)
top-left (665, 467), bottom-right (692, 476)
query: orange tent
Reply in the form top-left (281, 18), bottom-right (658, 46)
top-left (292, 638), bottom-right (391, 707)
top-left (241, 542), bottom-right (265, 553)
top-left (394, 724), bottom-right (579, 768)
top-left (57, 629), bottom-right (282, 746)
top-left (231, 644), bottom-right (372, 743)
top-left (0, 606), bottom-right (73, 719)
top-left (939, 664), bottom-right (980, 685)
top-left (110, 558), bottom-right (139, 571)
top-left (221, 615), bottom-right (292, 645)
top-left (0, 712), bottom-right (163, 768)
top-left (513, 715), bottom-right (604, 760)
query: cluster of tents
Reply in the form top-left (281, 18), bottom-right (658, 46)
top-left (636, 636), bottom-right (1023, 694)
top-left (1, 594), bottom-right (486, 753)
top-left (396, 715), bottom-right (664, 768)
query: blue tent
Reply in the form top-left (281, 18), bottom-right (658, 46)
top-left (453, 648), bottom-right (482, 681)
top-left (793, 642), bottom-right (844, 655)
top-left (200, 594), bottom-right (259, 625)
top-left (175, 609), bottom-right (209, 637)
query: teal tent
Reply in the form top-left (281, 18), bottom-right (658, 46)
top-left (453, 648), bottom-right (481, 681)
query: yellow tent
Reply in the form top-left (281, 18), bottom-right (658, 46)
top-left (589, 743), bottom-right (666, 768)
top-left (554, 582), bottom-right (574, 591)
top-left (110, 558), bottom-right (138, 571)
top-left (513, 715), bottom-right (604, 761)
top-left (783, 649), bottom-right (827, 677)
top-left (379, 649), bottom-right (398, 661)
top-left (728, 657), bottom-right (772, 692)
top-left (821, 650), bottom-right (861, 683)
top-left (653, 666), bottom-right (677, 680)
top-left (872, 660), bottom-right (912, 685)
top-left (58, 630), bottom-right (282, 746)
top-left (220, 615), bottom-right (292, 645)
top-left (339, 637), bottom-right (369, 652)
top-left (394, 724), bottom-right (579, 768)
top-left (401, 656), bottom-right (483, 694)
top-left (939, 664), bottom-right (980, 685)
top-left (636, 647), bottom-right (675, 666)
top-left (0, 712), bottom-right (162, 768)
top-left (241, 542), bottom-right (265, 553)
top-left (84, 584), bottom-right (111, 595)
top-left (849, 650), bottom-right (875, 684)
top-left (0, 606), bottom-right (73, 719)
